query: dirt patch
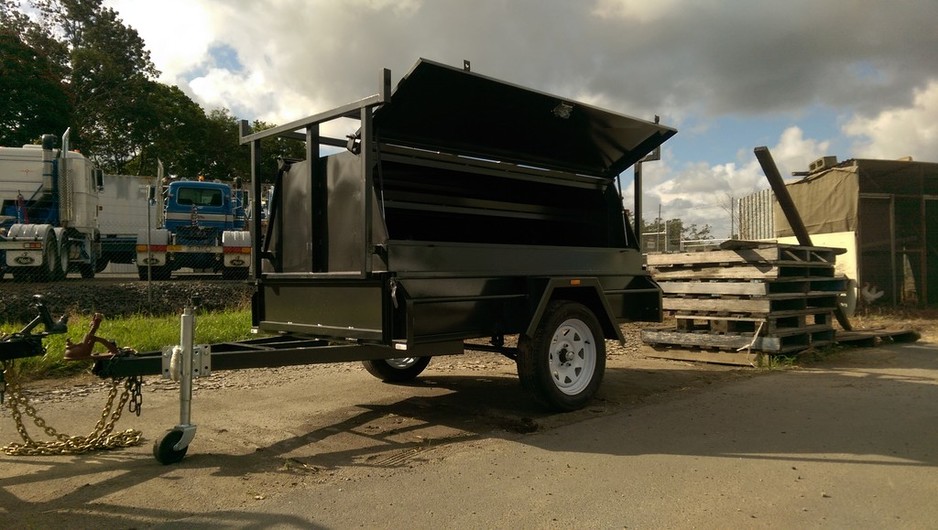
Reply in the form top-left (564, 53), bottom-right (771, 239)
top-left (847, 306), bottom-right (938, 343)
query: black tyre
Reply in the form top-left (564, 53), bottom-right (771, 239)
top-left (153, 429), bottom-right (189, 465)
top-left (36, 236), bottom-right (58, 282)
top-left (138, 265), bottom-right (171, 281)
top-left (222, 267), bottom-right (249, 280)
top-left (517, 301), bottom-right (606, 412)
top-left (78, 263), bottom-right (95, 279)
top-left (153, 265), bottom-right (172, 281)
top-left (53, 238), bottom-right (68, 281)
top-left (362, 357), bottom-right (432, 382)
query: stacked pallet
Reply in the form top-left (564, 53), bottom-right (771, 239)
top-left (642, 241), bottom-right (847, 365)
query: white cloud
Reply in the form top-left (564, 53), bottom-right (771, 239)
top-left (591, 0), bottom-right (687, 23)
top-left (108, 0), bottom-right (938, 128)
top-left (101, 0), bottom-right (938, 234)
top-left (844, 80), bottom-right (938, 161)
top-left (107, 0), bottom-right (215, 84)
top-left (624, 126), bottom-right (830, 237)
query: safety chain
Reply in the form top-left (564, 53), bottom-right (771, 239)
top-left (1, 359), bottom-right (144, 456)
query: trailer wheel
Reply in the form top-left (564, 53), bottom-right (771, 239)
top-left (362, 357), bottom-right (432, 382)
top-left (517, 301), bottom-right (605, 412)
top-left (153, 429), bottom-right (189, 465)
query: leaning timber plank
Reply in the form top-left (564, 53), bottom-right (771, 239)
top-left (644, 349), bottom-right (759, 367)
top-left (658, 281), bottom-right (769, 296)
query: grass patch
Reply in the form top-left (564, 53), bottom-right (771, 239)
top-left (2, 309), bottom-right (256, 381)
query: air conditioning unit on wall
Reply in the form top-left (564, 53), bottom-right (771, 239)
top-left (809, 156), bottom-right (838, 173)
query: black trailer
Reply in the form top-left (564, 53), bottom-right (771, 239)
top-left (87, 59), bottom-right (675, 463)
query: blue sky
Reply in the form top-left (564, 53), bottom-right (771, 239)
top-left (107, 0), bottom-right (938, 238)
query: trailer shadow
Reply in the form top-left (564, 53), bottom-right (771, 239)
top-left (514, 342), bottom-right (938, 469)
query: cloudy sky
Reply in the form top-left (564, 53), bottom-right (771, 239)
top-left (106, 0), bottom-right (938, 238)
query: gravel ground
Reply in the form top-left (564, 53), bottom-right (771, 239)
top-left (0, 280), bottom-right (253, 323)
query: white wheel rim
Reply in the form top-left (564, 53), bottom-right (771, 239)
top-left (548, 318), bottom-right (596, 396)
top-left (386, 357), bottom-right (418, 370)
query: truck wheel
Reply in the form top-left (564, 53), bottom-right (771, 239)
top-left (153, 266), bottom-right (172, 281)
top-left (138, 265), bottom-right (171, 281)
top-left (53, 238), bottom-right (69, 280)
top-left (362, 357), bottom-right (432, 382)
top-left (517, 301), bottom-right (606, 412)
top-left (36, 235), bottom-right (58, 282)
top-left (222, 267), bottom-right (249, 280)
top-left (78, 263), bottom-right (96, 279)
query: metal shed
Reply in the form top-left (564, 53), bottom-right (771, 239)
top-left (775, 157), bottom-right (938, 306)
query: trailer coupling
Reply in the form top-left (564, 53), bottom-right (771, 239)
top-left (1, 297), bottom-right (144, 456)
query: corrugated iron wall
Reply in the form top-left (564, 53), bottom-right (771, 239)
top-left (738, 189), bottom-right (775, 240)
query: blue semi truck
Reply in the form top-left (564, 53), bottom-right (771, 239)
top-left (135, 178), bottom-right (252, 280)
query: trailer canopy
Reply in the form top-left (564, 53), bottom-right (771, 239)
top-left (373, 59), bottom-right (676, 179)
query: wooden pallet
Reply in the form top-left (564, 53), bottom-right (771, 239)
top-left (674, 311), bottom-right (833, 335)
top-left (657, 278), bottom-right (847, 297)
top-left (643, 241), bottom-right (845, 359)
top-left (642, 326), bottom-right (834, 354)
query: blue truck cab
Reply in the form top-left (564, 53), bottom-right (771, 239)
top-left (136, 179), bottom-right (251, 280)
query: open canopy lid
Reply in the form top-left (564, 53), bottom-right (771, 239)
top-left (373, 59), bottom-right (676, 178)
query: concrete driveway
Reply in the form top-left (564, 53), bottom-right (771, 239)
top-left (2, 341), bottom-right (936, 528)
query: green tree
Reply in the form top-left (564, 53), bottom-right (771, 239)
top-left (0, 2), bottom-right (72, 145)
top-left (30, 0), bottom-right (158, 170)
top-left (3, 0), bottom-right (306, 186)
top-left (683, 223), bottom-right (712, 242)
top-left (640, 217), bottom-right (713, 252)
top-left (121, 83), bottom-right (211, 178)
top-left (247, 119), bottom-right (309, 183)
